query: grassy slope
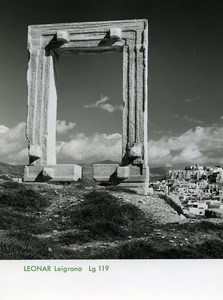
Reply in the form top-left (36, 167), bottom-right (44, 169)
top-left (0, 181), bottom-right (223, 259)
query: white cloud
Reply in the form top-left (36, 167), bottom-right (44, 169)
top-left (0, 125), bottom-right (9, 134)
top-left (148, 126), bottom-right (223, 166)
top-left (57, 125), bottom-right (223, 166)
top-left (0, 122), bottom-right (27, 164)
top-left (56, 120), bottom-right (76, 134)
top-left (1, 121), bottom-right (223, 168)
top-left (220, 116), bottom-right (223, 120)
top-left (84, 96), bottom-right (122, 113)
top-left (57, 132), bottom-right (122, 163)
top-left (0, 121), bottom-right (122, 165)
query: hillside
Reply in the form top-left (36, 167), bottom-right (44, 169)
top-left (0, 179), bottom-right (223, 259)
top-left (0, 161), bottom-right (24, 181)
top-left (1, 161), bottom-right (223, 259)
top-left (149, 167), bottom-right (171, 182)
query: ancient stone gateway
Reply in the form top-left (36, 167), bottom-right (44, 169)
top-left (23, 19), bottom-right (149, 194)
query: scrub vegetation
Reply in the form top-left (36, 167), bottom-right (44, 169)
top-left (0, 180), bottom-right (223, 259)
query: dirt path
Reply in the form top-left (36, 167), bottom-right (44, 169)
top-left (109, 191), bottom-right (182, 224)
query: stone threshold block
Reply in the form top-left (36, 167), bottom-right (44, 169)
top-left (93, 163), bottom-right (149, 195)
top-left (93, 164), bottom-right (119, 182)
top-left (93, 164), bottom-right (149, 182)
top-left (23, 164), bottom-right (82, 182)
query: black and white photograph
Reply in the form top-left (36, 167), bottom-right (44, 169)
top-left (0, 0), bottom-right (223, 299)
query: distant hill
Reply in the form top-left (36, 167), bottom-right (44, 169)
top-left (0, 161), bottom-right (24, 180)
top-left (150, 167), bottom-right (171, 182)
top-left (95, 160), bottom-right (120, 164)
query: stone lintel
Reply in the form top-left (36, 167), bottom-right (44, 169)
top-left (27, 19), bottom-right (148, 50)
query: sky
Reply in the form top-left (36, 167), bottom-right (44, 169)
top-left (0, 0), bottom-right (223, 167)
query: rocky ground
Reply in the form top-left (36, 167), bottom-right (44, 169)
top-left (0, 180), bottom-right (223, 259)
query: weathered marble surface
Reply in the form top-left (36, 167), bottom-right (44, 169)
top-left (24, 164), bottom-right (82, 182)
top-left (24, 20), bottom-right (149, 192)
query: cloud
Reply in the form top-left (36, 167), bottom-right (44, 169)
top-left (56, 120), bottom-right (76, 134)
top-left (174, 113), bottom-right (203, 124)
top-left (184, 96), bottom-right (200, 103)
top-left (0, 125), bottom-right (9, 134)
top-left (0, 121), bottom-right (122, 165)
top-left (84, 96), bottom-right (122, 113)
top-left (183, 114), bottom-right (204, 124)
top-left (220, 116), bottom-right (223, 120)
top-left (57, 132), bottom-right (122, 163)
top-left (2, 122), bottom-right (223, 169)
top-left (0, 122), bottom-right (27, 164)
top-left (148, 126), bottom-right (223, 167)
